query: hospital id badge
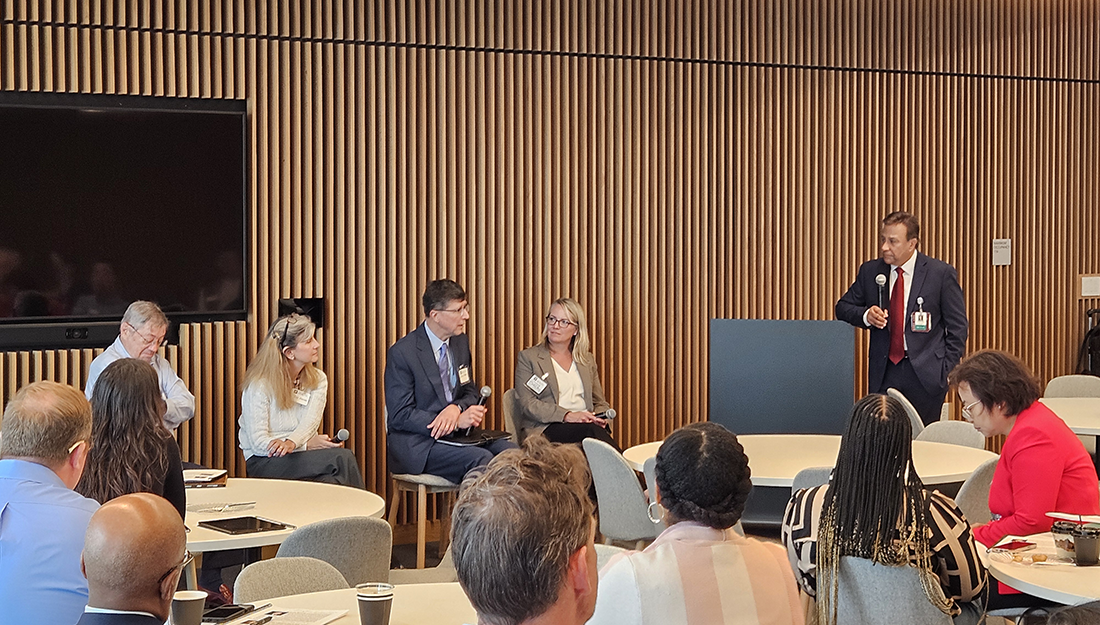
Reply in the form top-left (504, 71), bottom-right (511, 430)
top-left (526, 374), bottom-right (548, 394)
top-left (292, 389), bottom-right (311, 405)
top-left (457, 365), bottom-right (471, 385)
top-left (911, 311), bottom-right (931, 333)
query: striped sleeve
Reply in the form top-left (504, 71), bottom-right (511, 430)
top-left (923, 490), bottom-right (987, 603)
top-left (782, 484), bottom-right (828, 597)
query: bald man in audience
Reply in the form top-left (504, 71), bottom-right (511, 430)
top-left (0, 381), bottom-right (99, 625)
top-left (79, 493), bottom-right (189, 624)
top-left (451, 437), bottom-right (599, 625)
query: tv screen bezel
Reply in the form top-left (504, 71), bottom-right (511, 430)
top-left (0, 91), bottom-right (249, 351)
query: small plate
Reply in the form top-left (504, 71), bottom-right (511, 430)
top-left (988, 551), bottom-right (1073, 566)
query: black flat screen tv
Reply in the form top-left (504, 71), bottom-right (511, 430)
top-left (0, 92), bottom-right (247, 351)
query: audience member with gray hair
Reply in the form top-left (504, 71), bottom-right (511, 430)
top-left (451, 436), bottom-right (598, 625)
top-left (84, 300), bottom-right (195, 430)
top-left (78, 492), bottom-right (189, 624)
top-left (0, 381), bottom-right (100, 625)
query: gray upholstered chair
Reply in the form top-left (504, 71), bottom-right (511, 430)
top-left (502, 388), bottom-right (522, 443)
top-left (275, 516), bottom-right (392, 585)
top-left (834, 556), bottom-right (954, 624)
top-left (953, 457), bottom-right (998, 525)
top-left (388, 473), bottom-right (459, 569)
top-left (582, 438), bottom-right (660, 546)
top-left (1045, 374), bottom-right (1100, 397)
top-left (915, 420), bottom-right (985, 449)
top-left (233, 557), bottom-right (348, 603)
top-left (791, 466), bottom-right (832, 493)
top-left (388, 546), bottom-right (458, 585)
top-left (641, 456), bottom-right (667, 532)
top-left (886, 388), bottom-right (926, 438)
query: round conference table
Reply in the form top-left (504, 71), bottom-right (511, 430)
top-left (623, 434), bottom-right (998, 486)
top-left (186, 478), bottom-right (386, 552)
top-left (1041, 397), bottom-right (1100, 436)
top-left (984, 532), bottom-right (1100, 605)
top-left (237, 583), bottom-right (476, 625)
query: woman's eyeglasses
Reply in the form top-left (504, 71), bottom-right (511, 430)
top-left (545, 315), bottom-right (576, 328)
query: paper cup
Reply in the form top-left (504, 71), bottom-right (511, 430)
top-left (170, 590), bottom-right (207, 625)
top-left (356, 582), bottom-right (395, 625)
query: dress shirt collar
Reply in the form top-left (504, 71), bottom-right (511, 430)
top-left (423, 322), bottom-right (449, 357)
top-left (84, 606), bottom-right (161, 620)
top-left (110, 335), bottom-right (164, 368)
top-left (892, 250), bottom-right (918, 278)
top-left (0, 457), bottom-right (67, 487)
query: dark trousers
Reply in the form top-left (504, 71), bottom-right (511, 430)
top-left (542, 422), bottom-right (620, 452)
top-left (245, 447), bottom-right (365, 489)
top-left (423, 438), bottom-right (518, 484)
top-left (878, 357), bottom-right (947, 426)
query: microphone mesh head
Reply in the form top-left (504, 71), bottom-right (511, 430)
top-left (875, 274), bottom-right (887, 286)
top-left (336, 428), bottom-right (350, 441)
top-left (480, 386), bottom-right (492, 397)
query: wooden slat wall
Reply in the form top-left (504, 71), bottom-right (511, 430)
top-left (2, 1), bottom-right (1099, 504)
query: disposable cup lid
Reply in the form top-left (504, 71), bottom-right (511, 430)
top-left (356, 582), bottom-right (394, 598)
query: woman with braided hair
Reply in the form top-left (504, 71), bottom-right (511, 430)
top-left (781, 394), bottom-right (985, 625)
top-left (588, 422), bottom-right (803, 625)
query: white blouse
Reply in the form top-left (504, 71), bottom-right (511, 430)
top-left (238, 370), bottom-right (328, 459)
top-left (552, 357), bottom-right (588, 412)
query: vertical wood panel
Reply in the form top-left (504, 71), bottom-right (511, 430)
top-left (2, 1), bottom-right (1099, 527)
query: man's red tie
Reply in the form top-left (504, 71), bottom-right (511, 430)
top-left (889, 267), bottom-right (906, 364)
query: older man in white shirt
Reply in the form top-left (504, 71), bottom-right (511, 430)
top-left (84, 300), bottom-right (195, 430)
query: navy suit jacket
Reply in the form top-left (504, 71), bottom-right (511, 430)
top-left (384, 324), bottom-right (480, 474)
top-left (836, 252), bottom-right (968, 395)
top-left (76, 611), bottom-right (164, 625)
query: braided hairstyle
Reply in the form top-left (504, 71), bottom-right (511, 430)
top-left (655, 422), bottom-right (752, 530)
top-left (816, 394), bottom-right (952, 625)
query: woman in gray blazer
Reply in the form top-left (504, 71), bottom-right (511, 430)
top-left (514, 297), bottom-right (618, 449)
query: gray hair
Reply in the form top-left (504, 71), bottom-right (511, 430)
top-left (451, 437), bottom-right (593, 625)
top-left (1, 381), bottom-right (92, 463)
top-left (121, 301), bottom-right (168, 330)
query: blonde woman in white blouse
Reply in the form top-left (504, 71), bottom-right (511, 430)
top-left (513, 298), bottom-right (618, 449)
top-left (238, 313), bottom-right (363, 488)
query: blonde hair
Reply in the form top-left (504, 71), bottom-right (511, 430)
top-left (243, 313), bottom-right (322, 410)
top-left (1, 381), bottom-right (91, 464)
top-left (540, 297), bottom-right (594, 367)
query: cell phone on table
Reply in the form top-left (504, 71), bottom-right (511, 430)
top-left (202, 604), bottom-right (254, 623)
top-left (990, 540), bottom-right (1036, 553)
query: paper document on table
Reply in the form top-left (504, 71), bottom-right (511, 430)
top-left (236, 609), bottom-right (347, 625)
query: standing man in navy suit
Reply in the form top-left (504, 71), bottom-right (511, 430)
top-left (385, 279), bottom-right (516, 484)
top-left (836, 212), bottom-right (968, 425)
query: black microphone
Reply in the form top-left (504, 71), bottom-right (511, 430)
top-left (875, 274), bottom-right (887, 310)
top-left (595, 408), bottom-right (617, 420)
top-left (477, 386), bottom-right (492, 406)
top-left (330, 428), bottom-right (349, 445)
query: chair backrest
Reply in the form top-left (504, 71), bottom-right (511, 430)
top-left (388, 546), bottom-right (458, 585)
top-left (594, 543), bottom-right (627, 571)
top-left (954, 457), bottom-right (998, 525)
top-left (1045, 374), bottom-right (1100, 397)
top-left (233, 556), bottom-right (349, 603)
top-left (835, 557), bottom-right (953, 625)
top-left (791, 466), bottom-right (832, 493)
top-left (502, 388), bottom-right (521, 443)
top-left (582, 438), bottom-right (660, 542)
top-left (886, 388), bottom-right (925, 439)
top-left (275, 516), bottom-right (392, 585)
top-left (915, 420), bottom-right (985, 449)
top-left (641, 456), bottom-right (667, 532)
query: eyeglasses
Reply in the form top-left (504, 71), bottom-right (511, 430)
top-left (127, 323), bottom-right (166, 348)
top-left (961, 399), bottom-right (982, 422)
top-left (545, 315), bottom-right (576, 329)
top-left (436, 304), bottom-right (469, 315)
top-left (157, 550), bottom-right (193, 587)
top-left (67, 439), bottom-right (86, 454)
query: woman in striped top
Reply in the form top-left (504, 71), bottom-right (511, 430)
top-left (781, 394), bottom-right (986, 625)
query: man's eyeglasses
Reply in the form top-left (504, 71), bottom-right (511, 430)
top-left (961, 399), bottom-right (982, 422)
top-left (545, 315), bottom-right (576, 329)
top-left (157, 550), bottom-right (193, 587)
top-left (127, 323), bottom-right (166, 348)
top-left (437, 304), bottom-right (469, 315)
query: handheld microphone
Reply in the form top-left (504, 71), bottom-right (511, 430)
top-left (331, 428), bottom-right (349, 444)
top-left (596, 408), bottom-right (616, 420)
top-left (477, 386), bottom-right (492, 406)
top-left (875, 274), bottom-right (887, 310)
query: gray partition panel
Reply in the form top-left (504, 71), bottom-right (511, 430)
top-left (710, 319), bottom-right (855, 435)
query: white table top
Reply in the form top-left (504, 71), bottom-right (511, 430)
top-left (985, 532), bottom-right (1100, 605)
top-left (186, 478), bottom-right (386, 552)
top-left (237, 583), bottom-right (476, 625)
top-left (623, 434), bottom-right (998, 487)
top-left (1041, 397), bottom-right (1100, 436)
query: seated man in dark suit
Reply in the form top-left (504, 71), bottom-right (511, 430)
top-left (78, 493), bottom-right (189, 625)
top-left (385, 279), bottom-right (516, 484)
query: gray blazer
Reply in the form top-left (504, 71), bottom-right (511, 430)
top-left (513, 343), bottom-right (611, 439)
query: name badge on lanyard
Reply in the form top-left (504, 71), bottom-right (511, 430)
top-left (292, 389), bottom-right (311, 406)
top-left (526, 373), bottom-right (549, 394)
top-left (911, 296), bottom-right (931, 333)
top-left (457, 365), bottom-right (471, 385)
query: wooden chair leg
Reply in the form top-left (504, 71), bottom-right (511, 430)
top-left (416, 484), bottom-right (428, 569)
top-left (439, 492), bottom-right (453, 558)
top-left (387, 486), bottom-right (402, 528)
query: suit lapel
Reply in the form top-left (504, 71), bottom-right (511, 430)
top-left (414, 325), bottom-right (450, 404)
top-left (535, 346), bottom-right (560, 402)
top-left (576, 358), bottom-right (596, 411)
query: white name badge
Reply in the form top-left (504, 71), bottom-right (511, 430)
top-left (292, 389), bottom-right (311, 406)
top-left (526, 374), bottom-right (549, 394)
top-left (457, 366), bottom-right (471, 385)
top-left (911, 312), bottom-right (931, 333)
